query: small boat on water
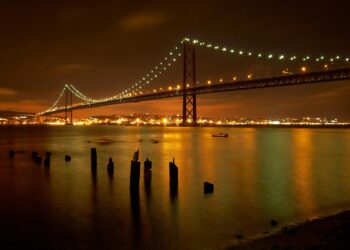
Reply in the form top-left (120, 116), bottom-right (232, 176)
top-left (88, 138), bottom-right (114, 145)
top-left (212, 133), bottom-right (228, 138)
top-left (150, 139), bottom-right (159, 143)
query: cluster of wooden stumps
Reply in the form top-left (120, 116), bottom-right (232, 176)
top-left (8, 148), bottom-right (214, 194)
top-left (8, 150), bottom-right (71, 168)
top-left (90, 147), bottom-right (214, 194)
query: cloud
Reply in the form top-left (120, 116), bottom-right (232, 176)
top-left (0, 100), bottom-right (47, 113)
top-left (0, 87), bottom-right (17, 96)
top-left (120, 11), bottom-right (168, 31)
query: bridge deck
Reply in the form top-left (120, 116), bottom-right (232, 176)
top-left (42, 68), bottom-right (350, 115)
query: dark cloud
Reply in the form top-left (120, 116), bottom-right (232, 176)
top-left (0, 87), bottom-right (17, 96)
top-left (120, 11), bottom-right (169, 31)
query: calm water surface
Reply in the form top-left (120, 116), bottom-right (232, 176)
top-left (0, 126), bottom-right (350, 249)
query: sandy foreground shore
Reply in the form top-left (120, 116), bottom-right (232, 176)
top-left (228, 210), bottom-right (350, 249)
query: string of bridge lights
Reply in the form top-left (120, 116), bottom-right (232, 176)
top-left (68, 84), bottom-right (97, 103)
top-left (41, 84), bottom-right (96, 114)
top-left (118, 45), bottom-right (182, 98)
top-left (41, 84), bottom-right (70, 114)
top-left (182, 37), bottom-right (350, 63)
top-left (43, 45), bottom-right (183, 112)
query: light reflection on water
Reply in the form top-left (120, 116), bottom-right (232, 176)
top-left (0, 126), bottom-right (350, 249)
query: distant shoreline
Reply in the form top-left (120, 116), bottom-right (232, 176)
top-left (1, 124), bottom-right (350, 129)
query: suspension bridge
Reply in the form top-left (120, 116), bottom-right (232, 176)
top-left (38, 38), bottom-right (350, 125)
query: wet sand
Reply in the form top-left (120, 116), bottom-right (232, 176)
top-left (229, 210), bottom-right (350, 250)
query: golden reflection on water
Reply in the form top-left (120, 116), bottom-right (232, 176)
top-left (1, 126), bottom-right (350, 249)
top-left (292, 129), bottom-right (316, 214)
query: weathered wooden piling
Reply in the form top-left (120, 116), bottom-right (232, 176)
top-left (144, 158), bottom-right (152, 190)
top-left (107, 158), bottom-right (114, 174)
top-left (144, 158), bottom-right (152, 170)
top-left (130, 160), bottom-right (140, 191)
top-left (32, 151), bottom-right (38, 159)
top-left (91, 148), bottom-right (97, 170)
top-left (130, 151), bottom-right (141, 191)
top-left (35, 156), bottom-right (42, 164)
top-left (169, 158), bottom-right (178, 187)
top-left (204, 182), bottom-right (214, 194)
top-left (9, 150), bottom-right (15, 158)
top-left (44, 158), bottom-right (50, 167)
top-left (44, 152), bottom-right (51, 167)
top-left (65, 155), bottom-right (71, 162)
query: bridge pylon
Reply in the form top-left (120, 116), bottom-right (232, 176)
top-left (65, 88), bottom-right (73, 125)
top-left (182, 41), bottom-right (197, 125)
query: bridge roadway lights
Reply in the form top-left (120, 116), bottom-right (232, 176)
top-left (40, 68), bottom-right (350, 117)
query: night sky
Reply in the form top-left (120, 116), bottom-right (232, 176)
top-left (1, 0), bottom-right (349, 119)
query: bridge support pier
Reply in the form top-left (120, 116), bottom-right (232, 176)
top-left (65, 89), bottom-right (73, 125)
top-left (182, 41), bottom-right (197, 126)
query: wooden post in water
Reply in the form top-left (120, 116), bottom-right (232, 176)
top-left (91, 148), bottom-right (97, 170)
top-left (130, 149), bottom-right (140, 191)
top-left (169, 158), bottom-right (178, 187)
top-left (204, 182), bottom-right (214, 194)
top-left (9, 150), bottom-right (15, 158)
top-left (44, 152), bottom-right (51, 167)
top-left (107, 158), bottom-right (114, 175)
top-left (144, 158), bottom-right (152, 189)
top-left (32, 151), bottom-right (38, 159)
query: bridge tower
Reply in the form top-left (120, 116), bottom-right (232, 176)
top-left (65, 88), bottom-right (73, 125)
top-left (182, 41), bottom-right (197, 125)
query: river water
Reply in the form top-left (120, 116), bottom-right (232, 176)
top-left (0, 126), bottom-right (350, 249)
